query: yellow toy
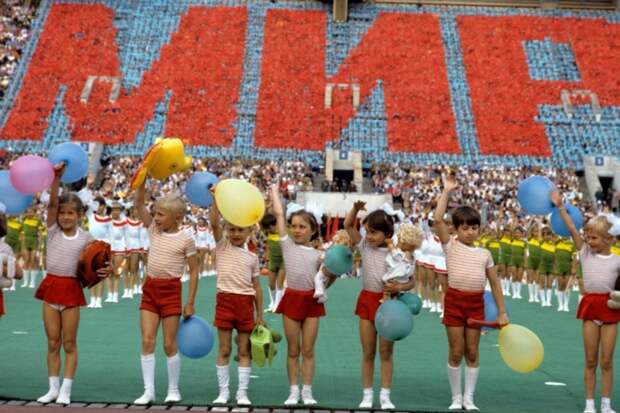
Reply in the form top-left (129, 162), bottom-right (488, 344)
top-left (130, 137), bottom-right (192, 190)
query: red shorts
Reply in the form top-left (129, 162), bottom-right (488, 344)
top-left (140, 277), bottom-right (182, 318)
top-left (355, 290), bottom-right (383, 321)
top-left (577, 293), bottom-right (620, 324)
top-left (0, 290), bottom-right (4, 317)
top-left (214, 292), bottom-right (255, 332)
top-left (275, 288), bottom-right (325, 321)
top-left (35, 274), bottom-right (86, 307)
top-left (442, 288), bottom-right (484, 328)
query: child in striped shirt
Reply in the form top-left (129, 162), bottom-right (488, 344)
top-left (210, 196), bottom-right (263, 406)
top-left (434, 175), bottom-right (507, 411)
top-left (133, 180), bottom-right (199, 405)
top-left (551, 191), bottom-right (620, 413)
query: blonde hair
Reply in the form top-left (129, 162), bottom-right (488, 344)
top-left (154, 193), bottom-right (186, 218)
top-left (396, 223), bottom-right (423, 249)
top-left (585, 215), bottom-right (612, 238)
top-left (331, 229), bottom-right (354, 249)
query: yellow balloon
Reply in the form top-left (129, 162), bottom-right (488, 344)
top-left (130, 137), bottom-right (192, 190)
top-left (498, 324), bottom-right (544, 373)
top-left (214, 179), bottom-right (265, 227)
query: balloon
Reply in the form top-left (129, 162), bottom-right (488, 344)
top-left (517, 176), bottom-right (554, 216)
top-left (48, 142), bottom-right (89, 183)
top-left (214, 179), bottom-right (265, 227)
top-left (399, 292), bottom-right (422, 315)
top-left (176, 316), bottom-right (215, 359)
top-left (130, 137), bottom-right (192, 190)
top-left (185, 172), bottom-right (218, 207)
top-left (483, 291), bottom-right (510, 331)
top-left (375, 300), bottom-right (413, 341)
top-left (324, 244), bottom-right (353, 275)
top-left (498, 324), bottom-right (544, 373)
top-left (9, 155), bottom-right (54, 194)
top-left (0, 171), bottom-right (34, 214)
top-left (550, 204), bottom-right (584, 237)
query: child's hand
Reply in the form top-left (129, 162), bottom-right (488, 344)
top-left (443, 174), bottom-right (458, 192)
top-left (183, 302), bottom-right (195, 318)
top-left (353, 201), bottom-right (366, 212)
top-left (53, 163), bottom-right (66, 178)
top-left (96, 264), bottom-right (111, 279)
top-left (383, 282), bottom-right (401, 293)
top-left (497, 312), bottom-right (509, 327)
top-left (550, 190), bottom-right (562, 208)
top-left (256, 316), bottom-right (265, 326)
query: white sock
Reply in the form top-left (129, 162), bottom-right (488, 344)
top-left (140, 353), bottom-right (155, 395)
top-left (527, 283), bottom-right (534, 298)
top-left (22, 270), bottom-right (30, 286)
top-left (216, 364), bottom-right (230, 393)
top-left (29, 270), bottom-right (37, 287)
top-left (539, 287), bottom-right (545, 304)
top-left (557, 291), bottom-right (564, 309)
top-left (238, 366), bottom-right (251, 392)
top-left (514, 281), bottom-right (521, 297)
top-left (302, 384), bottom-right (312, 394)
top-left (59, 378), bottom-right (73, 396)
top-left (565, 291), bottom-right (571, 309)
top-left (49, 376), bottom-right (60, 392)
top-left (546, 288), bottom-right (552, 305)
top-left (166, 353), bottom-right (181, 392)
top-left (464, 366), bottom-right (479, 400)
top-left (586, 399), bottom-right (595, 411)
top-left (447, 364), bottom-right (462, 398)
top-left (601, 397), bottom-right (611, 410)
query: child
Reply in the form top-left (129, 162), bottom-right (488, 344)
top-left (4, 216), bottom-right (21, 290)
top-left (133, 181), bottom-right (199, 405)
top-left (125, 208), bottom-right (144, 298)
top-left (270, 185), bottom-right (324, 406)
top-left (313, 229), bottom-right (353, 303)
top-left (210, 198), bottom-right (264, 405)
top-left (526, 224), bottom-right (542, 303)
top-left (538, 228), bottom-right (556, 307)
top-left (555, 236), bottom-right (576, 312)
top-left (106, 202), bottom-right (126, 303)
top-left (498, 227), bottom-right (513, 296)
top-left (551, 193), bottom-right (620, 413)
top-left (508, 226), bottom-right (526, 299)
top-left (383, 223), bottom-right (424, 302)
top-left (345, 201), bottom-right (415, 410)
top-left (35, 164), bottom-right (109, 405)
top-left (86, 197), bottom-right (112, 308)
top-left (0, 208), bottom-right (23, 317)
top-left (21, 207), bottom-right (41, 288)
top-left (260, 213), bottom-right (285, 312)
top-left (195, 217), bottom-right (210, 277)
top-left (434, 175), bottom-right (507, 411)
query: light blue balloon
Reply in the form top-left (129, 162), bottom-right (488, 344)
top-left (550, 204), bottom-right (584, 237)
top-left (185, 172), bottom-right (218, 207)
top-left (375, 300), bottom-right (413, 341)
top-left (0, 171), bottom-right (34, 215)
top-left (48, 142), bottom-right (89, 183)
top-left (517, 175), bottom-right (554, 216)
top-left (177, 316), bottom-right (215, 359)
top-left (324, 244), bottom-right (353, 275)
top-left (399, 292), bottom-right (422, 315)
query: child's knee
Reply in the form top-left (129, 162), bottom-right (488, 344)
top-left (62, 338), bottom-right (77, 354)
top-left (465, 349), bottom-right (479, 364)
top-left (288, 346), bottom-right (300, 359)
top-left (585, 357), bottom-right (598, 370)
top-left (142, 337), bottom-right (156, 353)
top-left (48, 338), bottom-right (61, 353)
top-left (600, 358), bottom-right (613, 372)
top-left (301, 347), bottom-right (314, 359)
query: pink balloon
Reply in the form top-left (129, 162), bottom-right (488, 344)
top-left (9, 155), bottom-right (55, 195)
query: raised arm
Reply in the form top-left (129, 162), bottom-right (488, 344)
top-left (270, 184), bottom-right (287, 237)
top-left (550, 191), bottom-right (583, 250)
top-left (433, 175), bottom-right (458, 245)
top-left (133, 180), bottom-right (152, 228)
top-left (47, 164), bottom-right (65, 227)
top-left (209, 199), bottom-right (223, 242)
top-left (344, 201), bottom-right (365, 246)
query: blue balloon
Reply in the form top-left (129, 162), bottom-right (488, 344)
top-left (517, 176), bottom-right (554, 216)
top-left (550, 204), bottom-right (584, 237)
top-left (0, 171), bottom-right (34, 215)
top-left (185, 172), bottom-right (218, 207)
top-left (483, 291), bottom-right (510, 331)
top-left (399, 292), bottom-right (422, 315)
top-left (324, 244), bottom-right (353, 275)
top-left (375, 300), bottom-right (413, 341)
top-left (176, 316), bottom-right (215, 359)
top-left (48, 142), bottom-right (89, 183)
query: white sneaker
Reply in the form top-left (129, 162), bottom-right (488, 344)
top-left (55, 392), bottom-right (70, 405)
top-left (430, 303), bottom-right (437, 313)
top-left (449, 395), bottom-right (463, 410)
top-left (583, 406), bottom-right (596, 413)
top-left (601, 407), bottom-right (617, 413)
top-left (379, 394), bottom-right (395, 410)
top-left (463, 396), bottom-right (479, 411)
top-left (236, 390), bottom-right (251, 406)
top-left (134, 391), bottom-right (155, 405)
top-left (104, 295), bottom-right (113, 303)
top-left (213, 390), bottom-right (229, 404)
top-left (37, 389), bottom-right (59, 404)
top-left (164, 389), bottom-right (182, 403)
top-left (284, 389), bottom-right (300, 406)
top-left (359, 392), bottom-right (373, 409)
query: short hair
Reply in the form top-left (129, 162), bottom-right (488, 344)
top-left (59, 192), bottom-right (85, 214)
top-left (154, 193), bottom-right (186, 217)
top-left (541, 226), bottom-right (552, 237)
top-left (396, 223), bottom-right (423, 249)
top-left (289, 210), bottom-right (319, 241)
top-left (332, 229), bottom-right (354, 249)
top-left (363, 210), bottom-right (394, 238)
top-left (260, 213), bottom-right (277, 231)
top-left (585, 215), bottom-right (612, 237)
top-left (451, 206), bottom-right (480, 229)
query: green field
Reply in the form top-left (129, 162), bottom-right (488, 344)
top-left (1, 277), bottom-right (618, 413)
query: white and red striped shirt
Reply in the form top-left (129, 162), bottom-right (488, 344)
top-left (88, 213), bottom-right (111, 243)
top-left (444, 238), bottom-right (494, 292)
top-left (47, 224), bottom-right (94, 278)
top-left (280, 235), bottom-right (321, 291)
top-left (147, 224), bottom-right (197, 279)
top-left (580, 245), bottom-right (620, 293)
top-left (215, 239), bottom-right (259, 295)
top-left (358, 239), bottom-right (389, 293)
top-left (125, 219), bottom-right (143, 251)
top-left (110, 219), bottom-right (127, 252)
